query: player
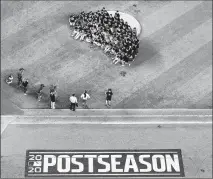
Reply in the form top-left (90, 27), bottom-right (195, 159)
top-left (105, 88), bottom-right (113, 106)
top-left (50, 90), bottom-right (56, 109)
top-left (69, 14), bottom-right (76, 27)
top-left (6, 74), bottom-right (13, 85)
top-left (74, 28), bottom-right (83, 40)
top-left (110, 46), bottom-right (117, 57)
top-left (104, 43), bottom-right (112, 54)
top-left (70, 94), bottom-right (78, 111)
top-left (81, 90), bottom-right (90, 108)
top-left (112, 53), bottom-right (121, 64)
top-left (37, 84), bottom-right (45, 102)
top-left (114, 10), bottom-right (120, 20)
top-left (22, 79), bottom-right (29, 95)
top-left (53, 85), bottom-right (57, 96)
top-left (71, 26), bottom-right (80, 37)
top-left (80, 29), bottom-right (87, 41)
top-left (49, 85), bottom-right (57, 98)
top-left (85, 33), bottom-right (92, 43)
top-left (93, 37), bottom-right (102, 47)
top-left (17, 68), bottom-right (24, 87)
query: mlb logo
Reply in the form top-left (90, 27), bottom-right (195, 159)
top-left (28, 161), bottom-right (42, 167)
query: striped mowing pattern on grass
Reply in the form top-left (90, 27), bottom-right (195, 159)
top-left (1, 1), bottom-right (212, 109)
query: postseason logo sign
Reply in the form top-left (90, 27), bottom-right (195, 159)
top-left (25, 150), bottom-right (184, 177)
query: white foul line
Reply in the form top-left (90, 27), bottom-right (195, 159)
top-left (3, 115), bottom-right (212, 118)
top-left (12, 121), bottom-right (212, 125)
top-left (2, 114), bottom-right (211, 134)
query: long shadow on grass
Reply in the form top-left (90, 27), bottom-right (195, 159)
top-left (1, 69), bottom-right (48, 105)
top-left (130, 39), bottom-right (161, 68)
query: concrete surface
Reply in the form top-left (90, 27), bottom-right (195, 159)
top-left (1, 117), bottom-right (212, 178)
top-left (21, 108), bottom-right (212, 116)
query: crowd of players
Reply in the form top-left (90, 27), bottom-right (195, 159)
top-left (69, 8), bottom-right (140, 66)
top-left (5, 68), bottom-right (114, 110)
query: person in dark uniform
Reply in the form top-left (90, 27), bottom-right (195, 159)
top-left (17, 68), bottom-right (24, 87)
top-left (69, 15), bottom-right (76, 27)
top-left (105, 88), bottom-right (113, 106)
top-left (22, 79), bottom-right (28, 95)
top-left (37, 84), bottom-right (45, 101)
top-left (50, 91), bottom-right (56, 109)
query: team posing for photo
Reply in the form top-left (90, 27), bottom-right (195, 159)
top-left (69, 8), bottom-right (140, 66)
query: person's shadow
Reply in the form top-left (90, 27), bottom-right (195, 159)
top-left (130, 39), bottom-right (161, 67)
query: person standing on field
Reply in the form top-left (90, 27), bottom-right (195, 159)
top-left (81, 90), bottom-right (90, 108)
top-left (70, 94), bottom-right (78, 111)
top-left (22, 79), bottom-right (29, 95)
top-left (50, 91), bottom-right (56, 109)
top-left (50, 85), bottom-right (57, 98)
top-left (53, 85), bottom-right (57, 96)
top-left (17, 68), bottom-right (24, 87)
top-left (105, 88), bottom-right (113, 106)
top-left (37, 84), bottom-right (45, 101)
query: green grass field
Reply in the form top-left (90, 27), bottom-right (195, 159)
top-left (1, 1), bottom-right (212, 110)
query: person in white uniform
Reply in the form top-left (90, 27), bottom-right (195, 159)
top-left (70, 94), bottom-right (78, 111)
top-left (81, 90), bottom-right (90, 108)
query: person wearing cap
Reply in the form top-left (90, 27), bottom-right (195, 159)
top-left (101, 7), bottom-right (106, 14)
top-left (70, 94), bottom-right (78, 111)
top-left (105, 89), bottom-right (113, 106)
top-left (114, 10), bottom-right (120, 21)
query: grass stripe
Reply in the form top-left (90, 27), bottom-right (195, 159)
top-left (116, 40), bottom-right (212, 108)
top-left (141, 1), bottom-right (203, 38)
top-left (176, 67), bottom-right (212, 103)
top-left (1, 2), bottom-right (71, 41)
top-left (2, 25), bottom-right (68, 70)
top-left (101, 19), bottom-right (212, 106)
top-left (65, 1), bottom-right (207, 109)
